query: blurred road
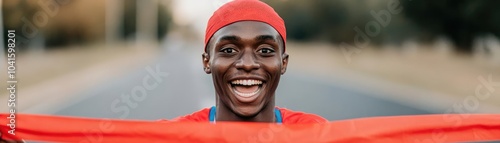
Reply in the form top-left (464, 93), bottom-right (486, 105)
top-left (53, 37), bottom-right (433, 121)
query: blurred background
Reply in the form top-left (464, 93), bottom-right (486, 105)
top-left (0, 0), bottom-right (499, 122)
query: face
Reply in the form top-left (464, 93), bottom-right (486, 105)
top-left (202, 21), bottom-right (289, 117)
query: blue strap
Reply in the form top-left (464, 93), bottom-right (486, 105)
top-left (209, 106), bottom-right (216, 123)
top-left (209, 106), bottom-right (282, 123)
top-left (274, 108), bottom-right (282, 124)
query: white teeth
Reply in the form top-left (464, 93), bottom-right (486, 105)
top-left (234, 88), bottom-right (260, 97)
top-left (231, 79), bottom-right (263, 86)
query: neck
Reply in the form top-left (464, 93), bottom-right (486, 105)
top-left (215, 98), bottom-right (276, 122)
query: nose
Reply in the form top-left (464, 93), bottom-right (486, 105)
top-left (235, 51), bottom-right (260, 72)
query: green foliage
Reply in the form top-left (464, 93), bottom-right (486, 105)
top-left (401, 0), bottom-right (500, 52)
top-left (122, 0), bottom-right (172, 40)
top-left (264, 0), bottom-right (500, 53)
top-left (264, 0), bottom-right (350, 42)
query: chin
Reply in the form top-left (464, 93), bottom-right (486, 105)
top-left (232, 105), bottom-right (261, 117)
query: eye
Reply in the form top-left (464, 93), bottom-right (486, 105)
top-left (220, 47), bottom-right (237, 54)
top-left (258, 47), bottom-right (275, 54)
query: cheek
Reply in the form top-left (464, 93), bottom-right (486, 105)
top-left (211, 58), bottom-right (233, 80)
top-left (261, 58), bottom-right (282, 75)
top-left (261, 58), bottom-right (282, 96)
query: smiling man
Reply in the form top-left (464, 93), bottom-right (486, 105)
top-left (172, 0), bottom-right (327, 123)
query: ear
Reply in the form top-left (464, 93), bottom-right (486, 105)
top-left (202, 53), bottom-right (211, 74)
top-left (281, 53), bottom-right (289, 75)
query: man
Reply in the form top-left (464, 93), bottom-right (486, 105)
top-left (171, 0), bottom-right (327, 123)
top-left (0, 1), bottom-right (323, 142)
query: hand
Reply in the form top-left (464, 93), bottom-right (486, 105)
top-left (0, 132), bottom-right (25, 143)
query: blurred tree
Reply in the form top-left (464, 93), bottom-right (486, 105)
top-left (2, 0), bottom-right (40, 50)
top-left (264, 0), bottom-right (397, 46)
top-left (401, 0), bottom-right (500, 53)
top-left (122, 0), bottom-right (136, 40)
top-left (263, 0), bottom-right (500, 53)
top-left (2, 0), bottom-right (172, 51)
top-left (264, 0), bottom-right (350, 42)
top-left (157, 2), bottom-right (171, 40)
top-left (264, 0), bottom-right (319, 41)
top-left (122, 0), bottom-right (171, 41)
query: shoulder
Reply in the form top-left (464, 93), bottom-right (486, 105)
top-left (159, 108), bottom-right (211, 122)
top-left (277, 107), bottom-right (328, 124)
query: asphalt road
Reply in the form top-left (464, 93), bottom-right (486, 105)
top-left (54, 38), bottom-right (434, 121)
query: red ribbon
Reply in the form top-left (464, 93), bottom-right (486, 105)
top-left (1, 113), bottom-right (500, 143)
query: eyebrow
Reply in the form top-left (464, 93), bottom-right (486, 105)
top-left (219, 35), bottom-right (240, 42)
top-left (218, 35), bottom-right (276, 43)
top-left (255, 35), bottom-right (276, 42)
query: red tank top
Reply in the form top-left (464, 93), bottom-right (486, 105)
top-left (166, 107), bottom-right (328, 123)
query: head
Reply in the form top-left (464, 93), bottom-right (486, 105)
top-left (202, 0), bottom-right (289, 121)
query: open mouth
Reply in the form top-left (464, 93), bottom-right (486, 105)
top-left (229, 79), bottom-right (264, 102)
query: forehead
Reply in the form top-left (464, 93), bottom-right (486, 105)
top-left (211, 21), bottom-right (280, 42)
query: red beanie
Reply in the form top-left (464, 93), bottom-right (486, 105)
top-left (204, 0), bottom-right (286, 52)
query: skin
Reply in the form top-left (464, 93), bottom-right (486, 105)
top-left (202, 21), bottom-right (289, 122)
top-left (0, 132), bottom-right (24, 143)
top-left (0, 21), bottom-right (286, 143)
